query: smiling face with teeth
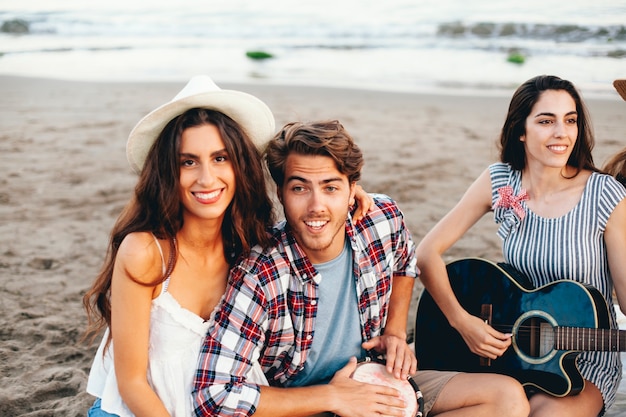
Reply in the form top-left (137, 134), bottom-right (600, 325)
top-left (520, 89), bottom-right (579, 171)
top-left (278, 153), bottom-right (357, 264)
top-left (178, 123), bottom-right (236, 226)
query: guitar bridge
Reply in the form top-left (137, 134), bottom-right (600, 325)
top-left (480, 304), bottom-right (493, 367)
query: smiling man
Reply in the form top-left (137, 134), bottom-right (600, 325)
top-left (193, 120), bottom-right (529, 417)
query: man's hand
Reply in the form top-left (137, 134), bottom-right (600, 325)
top-left (327, 357), bottom-right (406, 417)
top-left (361, 336), bottom-right (417, 380)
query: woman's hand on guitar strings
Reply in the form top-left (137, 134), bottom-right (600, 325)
top-left (454, 312), bottom-right (513, 360)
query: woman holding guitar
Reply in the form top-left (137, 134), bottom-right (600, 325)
top-left (416, 75), bottom-right (626, 417)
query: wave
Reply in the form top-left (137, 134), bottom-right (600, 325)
top-left (0, 4), bottom-right (624, 96)
top-left (3, 12), bottom-right (626, 44)
top-left (437, 21), bottom-right (626, 43)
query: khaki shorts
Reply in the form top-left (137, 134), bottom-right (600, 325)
top-left (412, 370), bottom-right (459, 416)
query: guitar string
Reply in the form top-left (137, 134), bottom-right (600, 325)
top-left (475, 324), bottom-right (622, 351)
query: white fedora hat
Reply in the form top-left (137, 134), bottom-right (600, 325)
top-left (126, 75), bottom-right (275, 173)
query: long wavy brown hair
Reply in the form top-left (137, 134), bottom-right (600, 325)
top-left (499, 75), bottom-right (598, 176)
top-left (83, 108), bottom-right (274, 342)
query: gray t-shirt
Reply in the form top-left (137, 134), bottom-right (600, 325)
top-left (287, 240), bottom-right (365, 386)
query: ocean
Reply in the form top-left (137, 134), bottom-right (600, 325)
top-left (1, 0), bottom-right (625, 98)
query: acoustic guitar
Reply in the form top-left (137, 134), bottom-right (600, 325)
top-left (414, 257), bottom-right (625, 397)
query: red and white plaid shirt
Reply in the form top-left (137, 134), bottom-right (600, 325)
top-left (192, 194), bottom-right (418, 417)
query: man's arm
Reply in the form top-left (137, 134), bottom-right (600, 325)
top-left (193, 268), bottom-right (267, 417)
top-left (362, 275), bottom-right (417, 379)
top-left (384, 275), bottom-right (414, 342)
top-left (195, 321), bottom-right (407, 417)
top-left (254, 358), bottom-right (406, 417)
top-left (361, 196), bottom-right (418, 379)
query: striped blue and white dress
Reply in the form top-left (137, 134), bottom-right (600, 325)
top-left (489, 162), bottom-right (626, 411)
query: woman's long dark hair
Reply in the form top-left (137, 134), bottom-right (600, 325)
top-left (499, 75), bottom-right (598, 175)
top-left (83, 108), bottom-right (274, 342)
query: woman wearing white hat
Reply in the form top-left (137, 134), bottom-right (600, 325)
top-left (82, 76), bottom-right (373, 417)
top-left (81, 75), bottom-right (277, 417)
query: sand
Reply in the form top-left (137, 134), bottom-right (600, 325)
top-left (1, 75), bottom-right (625, 417)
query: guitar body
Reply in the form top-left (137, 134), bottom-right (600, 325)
top-left (414, 258), bottom-right (612, 397)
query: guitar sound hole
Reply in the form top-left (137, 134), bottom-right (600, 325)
top-left (516, 316), bottom-right (553, 359)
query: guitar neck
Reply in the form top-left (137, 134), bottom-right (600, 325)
top-left (555, 327), bottom-right (626, 352)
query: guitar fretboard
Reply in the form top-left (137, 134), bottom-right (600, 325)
top-left (553, 326), bottom-right (626, 352)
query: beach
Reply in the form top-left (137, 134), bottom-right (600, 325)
top-left (1, 75), bottom-right (625, 416)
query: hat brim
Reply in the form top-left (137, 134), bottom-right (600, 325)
top-left (614, 79), bottom-right (626, 101)
top-left (126, 90), bottom-right (275, 173)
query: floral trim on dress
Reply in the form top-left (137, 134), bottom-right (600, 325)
top-left (493, 185), bottom-right (528, 239)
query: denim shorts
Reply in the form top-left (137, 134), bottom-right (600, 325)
top-left (87, 398), bottom-right (120, 417)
